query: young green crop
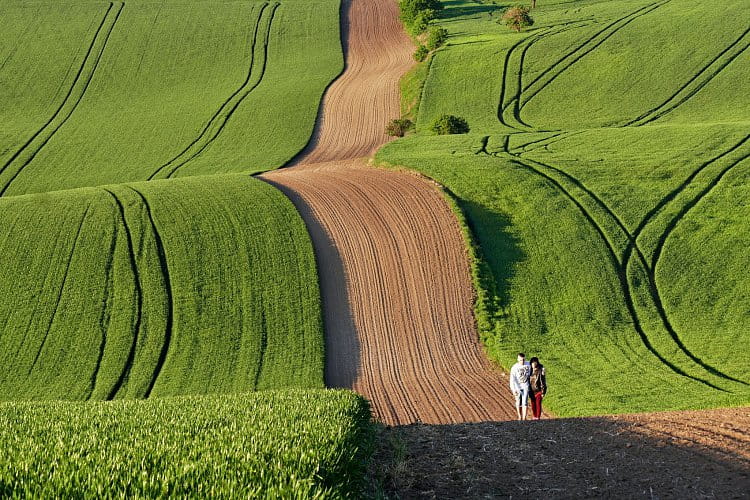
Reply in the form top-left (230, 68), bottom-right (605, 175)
top-left (0, 175), bottom-right (322, 400)
top-left (0, 0), bottom-right (343, 196)
top-left (0, 390), bottom-right (373, 497)
top-left (381, 0), bottom-right (750, 415)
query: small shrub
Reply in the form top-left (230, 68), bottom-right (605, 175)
top-left (413, 44), bottom-right (429, 62)
top-left (430, 114), bottom-right (470, 135)
top-left (399, 0), bottom-right (443, 35)
top-left (426, 27), bottom-right (448, 50)
top-left (385, 118), bottom-right (415, 137)
top-left (500, 5), bottom-right (534, 32)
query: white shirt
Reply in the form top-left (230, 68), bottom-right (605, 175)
top-left (509, 361), bottom-right (531, 393)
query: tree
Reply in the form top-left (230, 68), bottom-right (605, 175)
top-left (500, 5), bottom-right (534, 32)
top-left (430, 114), bottom-right (470, 135)
top-left (385, 118), bottom-right (414, 137)
top-left (531, 0), bottom-right (537, 8)
top-left (399, 0), bottom-right (443, 36)
top-left (426, 27), bottom-right (448, 50)
top-left (413, 44), bottom-right (429, 62)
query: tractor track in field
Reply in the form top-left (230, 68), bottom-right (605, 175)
top-left (27, 203), bottom-right (92, 378)
top-left (482, 132), bottom-right (749, 388)
top-left (102, 188), bottom-right (144, 400)
top-left (0, 2), bottom-right (123, 197)
top-left (498, 21), bottom-right (589, 130)
top-left (128, 187), bottom-right (175, 399)
top-left (147, 3), bottom-right (279, 180)
top-left (260, 0), bottom-right (518, 425)
top-left (516, 0), bottom-right (670, 116)
top-left (625, 25), bottom-right (750, 126)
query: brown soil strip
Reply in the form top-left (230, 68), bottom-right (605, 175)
top-left (261, 0), bottom-right (517, 424)
top-left (371, 407), bottom-right (750, 497)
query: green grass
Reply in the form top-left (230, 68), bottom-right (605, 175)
top-left (0, 0), bottom-right (342, 196)
top-left (0, 390), bottom-right (373, 497)
top-left (0, 175), bottom-right (322, 400)
top-left (381, 0), bottom-right (750, 415)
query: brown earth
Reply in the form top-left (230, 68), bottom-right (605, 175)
top-left (370, 407), bottom-right (750, 498)
top-left (261, 0), bottom-right (517, 424)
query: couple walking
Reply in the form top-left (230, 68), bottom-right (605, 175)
top-left (509, 352), bottom-right (547, 420)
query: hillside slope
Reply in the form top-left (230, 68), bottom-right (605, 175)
top-left (0, 176), bottom-right (322, 400)
top-left (378, 0), bottom-right (750, 415)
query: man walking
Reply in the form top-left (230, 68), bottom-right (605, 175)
top-left (509, 352), bottom-right (531, 420)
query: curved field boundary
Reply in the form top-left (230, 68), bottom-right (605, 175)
top-left (497, 21), bottom-right (591, 130)
top-left (147, 3), bottom-right (279, 180)
top-left (261, 0), bottom-right (519, 424)
top-left (0, 2), bottom-right (123, 196)
top-left (517, 0), bottom-right (669, 113)
top-left (477, 140), bottom-right (742, 389)
top-left (625, 26), bottom-right (750, 126)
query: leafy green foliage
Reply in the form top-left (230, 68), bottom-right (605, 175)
top-left (413, 44), bottom-right (430, 62)
top-left (430, 114), bottom-right (470, 134)
top-left (0, 390), bottom-right (373, 497)
top-left (0, 176), bottom-right (322, 400)
top-left (500, 5), bottom-right (534, 32)
top-left (426, 27), bottom-right (448, 50)
top-left (386, 118), bottom-right (415, 137)
top-left (399, 0), bottom-right (443, 36)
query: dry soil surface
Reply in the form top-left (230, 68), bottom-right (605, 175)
top-left (261, 0), bottom-right (516, 424)
top-left (370, 407), bottom-right (750, 498)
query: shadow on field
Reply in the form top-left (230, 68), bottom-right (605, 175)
top-left (369, 409), bottom-right (750, 498)
top-left (259, 178), bottom-right (361, 388)
top-left (460, 200), bottom-right (524, 313)
top-left (439, 0), bottom-right (503, 22)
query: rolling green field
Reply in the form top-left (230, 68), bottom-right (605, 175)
top-left (0, 0), bottom-right (342, 196)
top-left (0, 390), bottom-right (373, 497)
top-left (0, 175), bottom-right (322, 400)
top-left (381, 0), bottom-right (750, 415)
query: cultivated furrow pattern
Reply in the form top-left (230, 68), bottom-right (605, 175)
top-left (262, 0), bottom-right (518, 424)
top-left (264, 163), bottom-right (516, 425)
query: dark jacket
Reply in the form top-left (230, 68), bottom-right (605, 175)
top-left (530, 365), bottom-right (547, 395)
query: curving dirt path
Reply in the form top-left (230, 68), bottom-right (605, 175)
top-left (260, 0), bottom-right (517, 424)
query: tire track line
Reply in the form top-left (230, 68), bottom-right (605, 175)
top-left (503, 155), bottom-right (724, 390)
top-left (0, 2), bottom-right (124, 196)
top-left (519, 0), bottom-right (670, 111)
top-left (127, 187), bottom-right (175, 399)
top-left (625, 26), bottom-right (750, 126)
top-left (147, 3), bottom-right (279, 180)
top-left (101, 188), bottom-right (143, 400)
top-left (26, 203), bottom-right (92, 377)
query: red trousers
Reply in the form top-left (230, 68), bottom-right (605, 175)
top-left (530, 392), bottom-right (544, 419)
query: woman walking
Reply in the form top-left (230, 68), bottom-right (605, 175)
top-left (529, 357), bottom-right (547, 420)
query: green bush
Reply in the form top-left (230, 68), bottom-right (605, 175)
top-left (500, 5), bottom-right (534, 32)
top-left (399, 0), bottom-right (443, 36)
top-left (386, 118), bottom-right (415, 137)
top-left (413, 44), bottom-right (429, 62)
top-left (426, 27), bottom-right (448, 50)
top-left (430, 114), bottom-right (470, 134)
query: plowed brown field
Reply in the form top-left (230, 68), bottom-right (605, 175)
top-left (371, 407), bottom-right (750, 497)
top-left (260, 0), bottom-right (517, 424)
